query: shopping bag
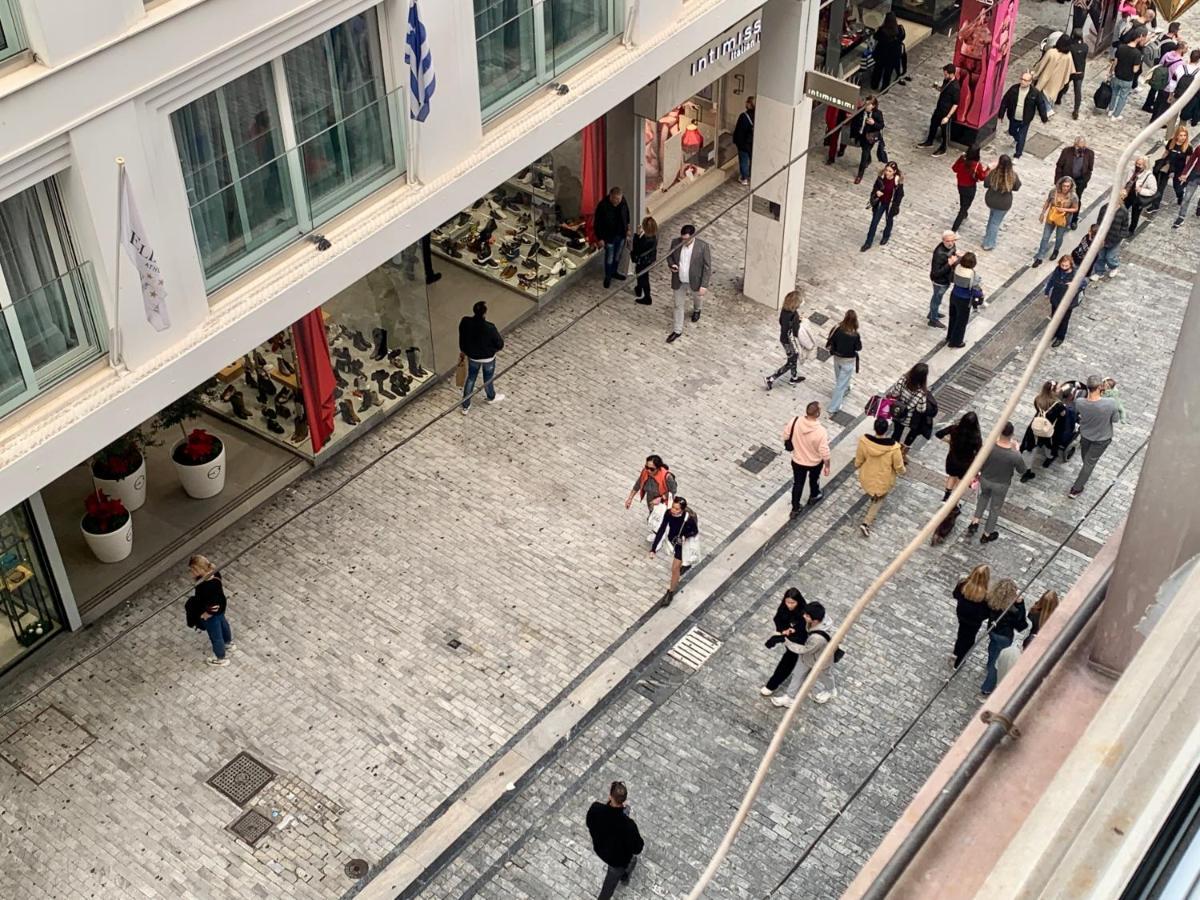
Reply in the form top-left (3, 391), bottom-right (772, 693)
top-left (454, 355), bottom-right (468, 388)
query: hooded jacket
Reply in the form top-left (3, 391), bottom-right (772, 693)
top-left (1163, 50), bottom-right (1187, 91)
top-left (784, 415), bottom-right (831, 467)
top-left (855, 434), bottom-right (906, 497)
top-left (586, 802), bottom-right (644, 868)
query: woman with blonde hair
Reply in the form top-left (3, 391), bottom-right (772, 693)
top-left (765, 290), bottom-right (816, 390)
top-left (184, 554), bottom-right (235, 667)
top-left (1150, 126), bottom-right (1191, 212)
top-left (981, 154), bottom-right (1020, 250)
top-left (951, 565), bottom-right (991, 668)
top-left (631, 216), bottom-right (659, 306)
top-left (981, 578), bottom-right (1028, 697)
top-left (1024, 589), bottom-right (1060, 647)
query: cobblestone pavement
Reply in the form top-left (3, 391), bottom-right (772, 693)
top-left (1, 4), bottom-right (1194, 898)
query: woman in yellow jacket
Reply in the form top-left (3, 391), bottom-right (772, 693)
top-left (855, 417), bottom-right (906, 537)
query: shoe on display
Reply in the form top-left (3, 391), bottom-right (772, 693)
top-left (339, 399), bottom-right (361, 425)
top-left (350, 330), bottom-right (371, 352)
top-left (219, 384), bottom-right (236, 402)
top-left (291, 414), bottom-right (309, 444)
top-left (229, 390), bottom-right (251, 420)
top-left (265, 417), bottom-right (285, 435)
top-left (440, 238), bottom-right (464, 258)
top-left (456, 211), bottom-right (471, 227)
top-left (517, 169), bottom-right (533, 183)
top-left (501, 265), bottom-right (518, 280)
top-left (370, 328), bottom-right (389, 361)
top-left (406, 347), bottom-right (430, 378)
top-left (274, 402), bottom-right (291, 419)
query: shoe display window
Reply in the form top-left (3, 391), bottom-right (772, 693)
top-left (0, 503), bottom-right (63, 672)
top-left (431, 136), bottom-right (598, 301)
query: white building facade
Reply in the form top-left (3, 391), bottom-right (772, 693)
top-left (0, 0), bottom-right (792, 670)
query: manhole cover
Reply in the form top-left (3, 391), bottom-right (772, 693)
top-left (667, 626), bottom-right (723, 672)
top-left (831, 409), bottom-right (856, 427)
top-left (808, 311), bottom-right (830, 326)
top-left (0, 705), bottom-right (96, 785)
top-left (816, 348), bottom-right (831, 362)
top-left (207, 752), bottom-right (276, 807)
top-left (345, 858), bottom-right (370, 879)
top-left (1022, 133), bottom-right (1063, 161)
top-left (741, 445), bottom-right (779, 474)
top-left (228, 809), bottom-right (273, 846)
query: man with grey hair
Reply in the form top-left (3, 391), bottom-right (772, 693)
top-left (1069, 375), bottom-right (1121, 497)
top-left (928, 230), bottom-right (959, 327)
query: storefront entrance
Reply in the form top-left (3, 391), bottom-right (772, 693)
top-left (0, 503), bottom-right (66, 672)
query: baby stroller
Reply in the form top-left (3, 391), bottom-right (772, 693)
top-left (1056, 380), bottom-right (1086, 461)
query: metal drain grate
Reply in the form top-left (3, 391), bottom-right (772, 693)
top-left (807, 311), bottom-right (830, 326)
top-left (741, 446), bottom-right (778, 474)
top-left (228, 809), bottom-right (273, 846)
top-left (634, 659), bottom-right (687, 701)
top-left (956, 363), bottom-right (994, 392)
top-left (935, 385), bottom-right (974, 418)
top-left (207, 752), bottom-right (276, 807)
top-left (667, 627), bottom-right (723, 672)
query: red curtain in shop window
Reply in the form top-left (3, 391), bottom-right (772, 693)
top-left (580, 117), bottom-right (607, 244)
top-left (291, 310), bottom-right (337, 454)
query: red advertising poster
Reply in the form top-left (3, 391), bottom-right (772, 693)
top-left (952, 0), bottom-right (1021, 132)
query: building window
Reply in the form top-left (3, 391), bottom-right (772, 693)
top-left (0, 178), bottom-right (105, 418)
top-left (474, 0), bottom-right (621, 121)
top-left (0, 0), bottom-right (26, 64)
top-left (171, 9), bottom-right (401, 291)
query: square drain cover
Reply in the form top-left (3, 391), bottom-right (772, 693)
top-left (741, 446), bottom-right (778, 474)
top-left (228, 809), bottom-right (273, 847)
top-left (0, 705), bottom-right (95, 785)
top-left (667, 627), bottom-right (723, 672)
top-left (1022, 133), bottom-right (1062, 160)
top-left (807, 311), bottom-right (829, 326)
top-left (207, 752), bottom-right (275, 807)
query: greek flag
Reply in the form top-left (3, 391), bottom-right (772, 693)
top-left (406, 1), bottom-right (435, 122)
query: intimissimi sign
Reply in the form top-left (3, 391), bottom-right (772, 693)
top-left (689, 16), bottom-right (762, 77)
top-left (634, 9), bottom-right (764, 119)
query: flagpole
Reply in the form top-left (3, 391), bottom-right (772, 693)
top-left (111, 157), bottom-right (126, 372)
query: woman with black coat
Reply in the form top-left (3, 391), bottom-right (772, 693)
top-left (951, 565), bottom-right (991, 668)
top-left (760, 587), bottom-right (808, 697)
top-left (1044, 254), bottom-right (1085, 348)
top-left (981, 579), bottom-right (1028, 697)
top-left (861, 161), bottom-right (904, 251)
top-left (650, 497), bottom-right (700, 606)
top-left (1019, 380), bottom-right (1068, 479)
top-left (185, 554), bottom-right (235, 667)
top-left (871, 13), bottom-right (907, 91)
top-left (765, 290), bottom-right (814, 389)
top-left (631, 216), bottom-right (659, 306)
top-left (935, 411), bottom-right (983, 500)
top-left (854, 96), bottom-right (887, 185)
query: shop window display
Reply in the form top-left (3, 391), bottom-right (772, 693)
top-left (644, 98), bottom-right (720, 199)
top-left (0, 504), bottom-right (62, 671)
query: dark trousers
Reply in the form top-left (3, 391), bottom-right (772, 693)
top-left (873, 58), bottom-right (902, 91)
top-left (598, 857), bottom-right (637, 900)
top-left (766, 649), bottom-right (798, 691)
top-left (1008, 119), bottom-right (1030, 158)
top-left (1050, 296), bottom-right (1074, 342)
top-left (770, 342), bottom-right (799, 380)
top-left (924, 112), bottom-right (949, 151)
top-left (953, 615), bottom-right (982, 667)
top-left (1127, 192), bottom-right (1149, 234)
top-left (1057, 75), bottom-right (1083, 114)
top-left (1149, 171), bottom-right (1183, 209)
top-left (1070, 183), bottom-right (1087, 228)
top-left (891, 418), bottom-right (921, 447)
top-left (791, 461), bottom-right (822, 509)
top-left (953, 184), bottom-right (977, 230)
top-left (634, 271), bottom-right (652, 302)
top-left (865, 202), bottom-right (895, 246)
top-left (420, 234), bottom-right (437, 281)
top-left (947, 294), bottom-right (971, 346)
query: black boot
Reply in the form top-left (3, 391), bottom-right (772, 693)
top-left (229, 390), bottom-right (251, 420)
top-left (334, 367), bottom-right (348, 388)
top-left (274, 401), bottom-right (291, 419)
top-left (357, 389), bottom-right (377, 413)
top-left (371, 369), bottom-right (397, 399)
top-left (406, 347), bottom-right (428, 377)
top-left (243, 360), bottom-right (259, 392)
top-left (262, 408), bottom-right (285, 435)
top-left (338, 399), bottom-right (360, 425)
top-left (276, 356), bottom-right (295, 377)
top-left (370, 328), bottom-right (389, 362)
top-left (258, 372), bottom-right (277, 398)
top-left (389, 372), bottom-right (410, 397)
top-left (350, 330), bottom-right (371, 352)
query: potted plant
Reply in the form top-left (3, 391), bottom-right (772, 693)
top-left (157, 390), bottom-right (226, 499)
top-left (90, 428), bottom-right (151, 512)
top-left (80, 490), bottom-right (133, 563)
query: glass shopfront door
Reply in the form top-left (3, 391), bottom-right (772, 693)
top-left (0, 503), bottom-right (63, 671)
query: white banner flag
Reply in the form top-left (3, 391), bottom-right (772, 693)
top-left (119, 174), bottom-right (171, 333)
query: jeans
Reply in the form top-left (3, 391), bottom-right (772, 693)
top-left (770, 342), bottom-right (799, 380)
top-left (1093, 244), bottom-right (1121, 275)
top-left (765, 649), bottom-right (798, 691)
top-left (598, 857), bottom-right (638, 899)
top-left (1071, 436), bottom-right (1111, 493)
top-left (462, 358), bottom-right (496, 409)
top-left (983, 206), bottom-right (1008, 249)
top-left (672, 286), bottom-right (703, 334)
top-left (981, 631), bottom-right (1013, 695)
top-left (204, 613), bottom-right (232, 659)
top-left (603, 238), bottom-right (625, 283)
top-left (928, 281), bottom-right (949, 322)
top-left (738, 150), bottom-right (751, 181)
top-left (791, 460), bottom-right (823, 509)
top-left (1177, 178), bottom-right (1200, 222)
top-left (1008, 119), bottom-right (1030, 158)
top-left (1035, 221), bottom-right (1067, 262)
top-left (953, 184), bottom-right (977, 231)
top-left (784, 655), bottom-right (836, 699)
top-left (864, 202), bottom-right (895, 246)
top-left (1108, 77), bottom-right (1134, 116)
top-left (947, 294), bottom-right (971, 345)
top-left (973, 477), bottom-right (1009, 535)
top-left (829, 357), bottom-right (855, 413)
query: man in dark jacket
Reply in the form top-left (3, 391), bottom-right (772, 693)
top-left (1055, 137), bottom-right (1095, 228)
top-left (1093, 188), bottom-right (1130, 278)
top-left (927, 230), bottom-right (959, 327)
top-left (732, 96), bottom-right (755, 184)
top-left (594, 187), bottom-right (631, 288)
top-left (916, 64), bottom-right (960, 156)
top-left (586, 781), bottom-right (644, 898)
top-left (998, 71), bottom-right (1049, 159)
top-left (458, 301), bottom-right (505, 413)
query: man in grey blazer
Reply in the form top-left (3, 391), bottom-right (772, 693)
top-left (665, 224), bottom-right (712, 343)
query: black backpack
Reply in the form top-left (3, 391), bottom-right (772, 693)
top-left (812, 630), bottom-right (846, 662)
top-left (1175, 71), bottom-right (1196, 100)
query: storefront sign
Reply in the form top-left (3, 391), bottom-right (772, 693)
top-left (803, 71), bottom-right (860, 112)
top-left (635, 10), bottom-right (764, 119)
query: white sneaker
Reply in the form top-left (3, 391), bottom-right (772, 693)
top-left (461, 406), bottom-right (470, 415)
top-left (207, 657), bottom-right (230, 667)
top-left (487, 393), bottom-right (506, 404)
top-left (759, 686), bottom-right (773, 697)
top-left (814, 688), bottom-right (837, 704)
top-left (225, 643), bottom-right (237, 653)
top-left (770, 695), bottom-right (793, 708)
top-left (1112, 114), bottom-right (1123, 121)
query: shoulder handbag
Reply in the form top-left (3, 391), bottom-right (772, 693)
top-left (865, 395), bottom-right (897, 420)
top-left (784, 417), bottom-right (798, 451)
top-left (1046, 204), bottom-right (1069, 227)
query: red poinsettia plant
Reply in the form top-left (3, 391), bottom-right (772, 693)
top-left (81, 490), bottom-right (130, 535)
top-left (91, 429), bottom-right (152, 480)
top-left (173, 428), bottom-right (222, 466)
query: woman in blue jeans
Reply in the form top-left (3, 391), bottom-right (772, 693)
top-left (185, 555), bottom-right (236, 667)
top-left (1032, 177), bottom-right (1079, 267)
top-left (825, 309), bottom-right (862, 414)
top-left (981, 155), bottom-right (1021, 250)
top-left (980, 578), bottom-right (1028, 698)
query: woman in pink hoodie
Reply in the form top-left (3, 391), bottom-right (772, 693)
top-left (783, 401), bottom-right (832, 517)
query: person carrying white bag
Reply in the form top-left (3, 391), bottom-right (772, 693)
top-left (765, 290), bottom-right (817, 391)
top-left (624, 455), bottom-right (677, 543)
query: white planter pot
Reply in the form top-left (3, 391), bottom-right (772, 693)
top-left (81, 515), bottom-right (133, 564)
top-left (173, 440), bottom-right (226, 499)
top-left (92, 456), bottom-right (147, 512)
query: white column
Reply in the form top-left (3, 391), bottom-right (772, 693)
top-left (742, 0), bottom-right (820, 310)
top-left (20, 0), bottom-right (142, 66)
